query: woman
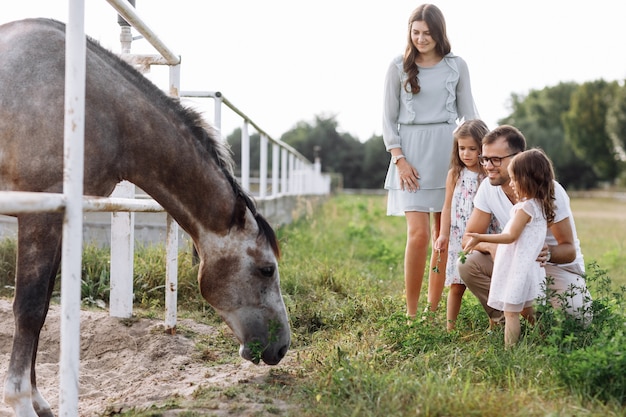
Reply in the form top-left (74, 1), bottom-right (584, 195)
top-left (382, 4), bottom-right (479, 320)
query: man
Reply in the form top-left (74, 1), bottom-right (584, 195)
top-left (458, 125), bottom-right (592, 325)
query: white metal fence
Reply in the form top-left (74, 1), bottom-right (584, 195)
top-left (0, 1), bottom-right (330, 415)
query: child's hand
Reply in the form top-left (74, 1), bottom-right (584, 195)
top-left (462, 233), bottom-right (481, 253)
top-left (434, 235), bottom-right (448, 252)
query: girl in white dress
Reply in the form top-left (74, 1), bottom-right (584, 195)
top-left (463, 149), bottom-right (556, 347)
top-left (434, 119), bottom-right (489, 331)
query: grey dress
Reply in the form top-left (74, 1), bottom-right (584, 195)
top-left (382, 53), bottom-right (478, 215)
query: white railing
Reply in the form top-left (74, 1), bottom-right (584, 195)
top-left (0, 1), bottom-right (329, 414)
top-left (181, 90), bottom-right (330, 197)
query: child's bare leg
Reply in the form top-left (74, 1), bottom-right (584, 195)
top-left (504, 311), bottom-right (521, 347)
top-left (427, 248), bottom-right (446, 312)
top-left (446, 284), bottom-right (465, 331)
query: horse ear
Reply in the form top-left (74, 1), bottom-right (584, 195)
top-left (234, 193), bottom-right (247, 229)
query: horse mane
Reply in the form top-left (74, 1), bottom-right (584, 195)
top-left (42, 19), bottom-right (280, 258)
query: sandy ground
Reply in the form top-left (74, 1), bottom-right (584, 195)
top-left (0, 298), bottom-right (295, 416)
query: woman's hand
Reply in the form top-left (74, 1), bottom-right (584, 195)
top-left (397, 159), bottom-right (420, 192)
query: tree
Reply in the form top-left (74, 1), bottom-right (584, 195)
top-left (499, 83), bottom-right (597, 189)
top-left (606, 82), bottom-right (626, 161)
top-left (562, 80), bottom-right (620, 182)
top-left (361, 135), bottom-right (388, 189)
top-left (281, 115), bottom-right (366, 188)
top-left (226, 127), bottom-right (263, 175)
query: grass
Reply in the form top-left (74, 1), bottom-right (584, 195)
top-left (1, 193), bottom-right (625, 416)
top-left (570, 197), bottom-right (626, 285)
top-left (273, 194), bottom-right (626, 416)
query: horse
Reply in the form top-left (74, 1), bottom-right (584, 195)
top-left (0, 18), bottom-right (290, 416)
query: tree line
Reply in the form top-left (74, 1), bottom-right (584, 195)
top-left (227, 79), bottom-right (626, 191)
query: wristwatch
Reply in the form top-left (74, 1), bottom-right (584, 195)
top-left (392, 154), bottom-right (406, 164)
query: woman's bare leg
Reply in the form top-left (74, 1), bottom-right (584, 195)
top-left (404, 211), bottom-right (430, 318)
top-left (427, 212), bottom-right (445, 311)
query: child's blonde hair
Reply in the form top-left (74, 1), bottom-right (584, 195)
top-left (509, 148), bottom-right (556, 224)
top-left (450, 119), bottom-right (489, 183)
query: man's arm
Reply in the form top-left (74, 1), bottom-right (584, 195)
top-left (462, 207), bottom-right (497, 258)
top-left (544, 217), bottom-right (576, 264)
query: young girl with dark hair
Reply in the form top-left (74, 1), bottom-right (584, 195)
top-left (435, 119), bottom-right (490, 331)
top-left (463, 149), bottom-right (556, 347)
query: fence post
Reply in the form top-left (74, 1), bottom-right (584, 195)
top-left (259, 134), bottom-right (268, 198)
top-left (213, 92), bottom-right (222, 135)
top-left (281, 148), bottom-right (288, 195)
top-left (241, 121), bottom-right (250, 191)
top-left (164, 62), bottom-right (181, 332)
top-left (110, 0), bottom-right (137, 320)
top-left (59, 0), bottom-right (86, 415)
top-left (271, 143), bottom-right (280, 197)
top-left (109, 181), bottom-right (135, 318)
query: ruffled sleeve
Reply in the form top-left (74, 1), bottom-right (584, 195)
top-left (443, 54), bottom-right (479, 123)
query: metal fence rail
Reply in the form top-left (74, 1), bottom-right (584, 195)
top-left (0, 1), bottom-right (329, 415)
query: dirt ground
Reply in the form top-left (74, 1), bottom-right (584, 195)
top-left (0, 298), bottom-right (297, 416)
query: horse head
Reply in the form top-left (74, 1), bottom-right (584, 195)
top-left (196, 193), bottom-right (290, 365)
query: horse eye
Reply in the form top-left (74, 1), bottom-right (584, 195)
top-left (259, 266), bottom-right (275, 278)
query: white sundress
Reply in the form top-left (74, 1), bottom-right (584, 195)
top-left (487, 199), bottom-right (547, 313)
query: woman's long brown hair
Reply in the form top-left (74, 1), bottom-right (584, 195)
top-left (403, 4), bottom-right (451, 94)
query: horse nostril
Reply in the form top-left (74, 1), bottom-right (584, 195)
top-left (278, 344), bottom-right (289, 359)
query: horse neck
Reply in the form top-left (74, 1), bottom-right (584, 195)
top-left (123, 124), bottom-right (236, 239)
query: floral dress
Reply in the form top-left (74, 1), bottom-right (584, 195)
top-left (445, 168), bottom-right (480, 286)
top-left (487, 199), bottom-right (547, 313)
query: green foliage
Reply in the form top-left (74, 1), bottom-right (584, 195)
top-left (226, 77), bottom-right (626, 191)
top-left (80, 244), bottom-right (110, 307)
top-left (563, 80), bottom-right (621, 181)
top-left (0, 237), bottom-right (16, 297)
top-left (278, 195), bottom-right (626, 416)
top-left (226, 128), bottom-right (271, 178)
top-left (532, 262), bottom-right (626, 403)
top-left (225, 114), bottom-right (390, 190)
top-left (280, 115), bottom-right (367, 188)
top-left (606, 83), bottom-right (626, 165)
top-left (247, 319), bottom-right (283, 364)
top-left (361, 135), bottom-right (389, 189)
top-left (500, 83), bottom-right (597, 189)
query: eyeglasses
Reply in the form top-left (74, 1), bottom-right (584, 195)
top-left (479, 153), bottom-right (519, 167)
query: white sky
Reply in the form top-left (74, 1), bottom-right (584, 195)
top-left (3, 1), bottom-right (626, 142)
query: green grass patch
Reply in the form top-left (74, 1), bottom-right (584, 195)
top-left (1, 193), bottom-right (625, 416)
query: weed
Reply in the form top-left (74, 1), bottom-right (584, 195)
top-left (458, 250), bottom-right (467, 264)
top-left (247, 319), bottom-right (282, 364)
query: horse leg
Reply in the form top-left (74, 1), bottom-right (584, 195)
top-left (4, 213), bottom-right (62, 417)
